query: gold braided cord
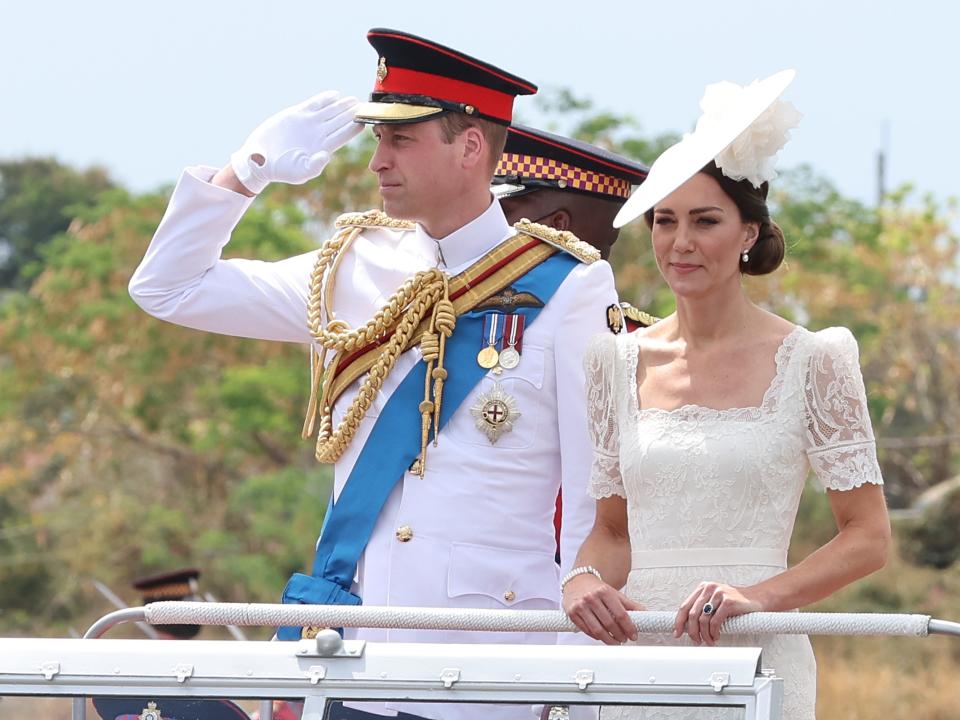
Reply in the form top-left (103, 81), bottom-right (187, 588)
top-left (308, 271), bottom-right (448, 464)
top-left (429, 294), bottom-right (456, 445)
top-left (622, 302), bottom-right (660, 328)
top-left (301, 345), bottom-right (327, 439)
top-left (324, 239), bottom-right (558, 406)
top-left (301, 215), bottom-right (571, 468)
top-left (335, 209), bottom-right (415, 232)
top-left (513, 219), bottom-right (600, 264)
top-left (301, 222), bottom-right (362, 440)
top-left (302, 210), bottom-right (458, 466)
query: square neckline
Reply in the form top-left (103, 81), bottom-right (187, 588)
top-left (627, 324), bottom-right (806, 421)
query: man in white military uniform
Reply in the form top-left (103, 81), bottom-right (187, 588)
top-left (129, 28), bottom-right (618, 720)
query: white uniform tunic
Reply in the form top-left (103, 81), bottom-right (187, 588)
top-left (130, 166), bottom-right (619, 718)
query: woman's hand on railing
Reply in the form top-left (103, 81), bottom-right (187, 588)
top-left (562, 575), bottom-right (645, 645)
top-left (674, 581), bottom-right (763, 646)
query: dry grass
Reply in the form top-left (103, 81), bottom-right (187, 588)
top-left (815, 636), bottom-right (960, 719)
top-left (794, 488), bottom-right (960, 719)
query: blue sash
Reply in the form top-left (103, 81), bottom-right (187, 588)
top-left (278, 251), bottom-right (578, 639)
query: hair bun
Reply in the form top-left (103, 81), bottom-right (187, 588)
top-left (742, 219), bottom-right (785, 276)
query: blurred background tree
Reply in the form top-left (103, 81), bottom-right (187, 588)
top-left (0, 158), bottom-right (113, 290)
top-left (0, 93), bottom-right (958, 718)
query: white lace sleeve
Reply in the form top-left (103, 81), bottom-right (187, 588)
top-left (803, 327), bottom-right (884, 491)
top-left (583, 333), bottom-right (626, 499)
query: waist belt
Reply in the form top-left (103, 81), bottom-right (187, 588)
top-left (631, 547), bottom-right (787, 570)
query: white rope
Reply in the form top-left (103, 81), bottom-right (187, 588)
top-left (144, 602), bottom-right (930, 637)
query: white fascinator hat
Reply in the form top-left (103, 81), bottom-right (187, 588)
top-left (614, 69), bottom-right (801, 228)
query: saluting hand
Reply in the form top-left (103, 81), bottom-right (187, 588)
top-left (562, 575), bottom-right (644, 645)
top-left (230, 91), bottom-right (364, 194)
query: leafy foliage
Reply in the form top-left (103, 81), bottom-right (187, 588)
top-left (0, 95), bottom-right (957, 649)
top-left (0, 158), bottom-right (114, 289)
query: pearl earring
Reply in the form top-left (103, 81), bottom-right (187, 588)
top-left (741, 251), bottom-right (749, 263)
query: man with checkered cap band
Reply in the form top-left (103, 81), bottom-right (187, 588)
top-left (494, 125), bottom-right (658, 333)
top-left (130, 27), bottom-right (618, 720)
top-left (92, 569), bottom-right (253, 720)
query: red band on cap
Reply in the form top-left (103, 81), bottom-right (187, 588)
top-left (369, 31), bottom-right (537, 93)
top-left (376, 66), bottom-right (515, 122)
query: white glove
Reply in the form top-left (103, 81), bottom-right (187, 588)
top-left (230, 90), bottom-right (364, 194)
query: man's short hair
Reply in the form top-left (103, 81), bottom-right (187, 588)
top-left (437, 114), bottom-right (508, 175)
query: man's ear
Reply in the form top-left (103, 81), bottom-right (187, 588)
top-left (547, 209), bottom-right (571, 231)
top-left (461, 126), bottom-right (485, 169)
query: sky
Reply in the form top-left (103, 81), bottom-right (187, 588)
top-left (2, 0), bottom-right (956, 209)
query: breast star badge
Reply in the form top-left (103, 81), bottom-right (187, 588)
top-left (471, 383), bottom-right (521, 444)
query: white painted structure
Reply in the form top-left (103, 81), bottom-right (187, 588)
top-left (0, 605), bottom-right (957, 720)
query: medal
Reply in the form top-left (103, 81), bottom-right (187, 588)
top-left (470, 382), bottom-right (521, 444)
top-left (477, 313), bottom-right (503, 369)
top-left (477, 346), bottom-right (499, 369)
top-left (498, 314), bottom-right (524, 370)
top-left (498, 347), bottom-right (520, 369)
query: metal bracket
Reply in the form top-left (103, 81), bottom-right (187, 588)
top-left (440, 668), bottom-right (461, 688)
top-left (709, 672), bottom-right (730, 692)
top-left (296, 639), bottom-right (366, 659)
top-left (40, 662), bottom-right (60, 681)
top-left (306, 665), bottom-right (327, 685)
top-left (574, 670), bottom-right (594, 690)
top-left (173, 664), bottom-right (194, 683)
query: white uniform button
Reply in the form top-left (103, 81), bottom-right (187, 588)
top-left (503, 590), bottom-right (516, 602)
top-left (395, 525), bottom-right (414, 542)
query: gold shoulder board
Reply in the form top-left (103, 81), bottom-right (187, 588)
top-left (621, 302), bottom-right (659, 327)
top-left (335, 209), bottom-right (415, 231)
top-left (513, 219), bottom-right (600, 264)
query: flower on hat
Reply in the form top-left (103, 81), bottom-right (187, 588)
top-left (696, 79), bottom-right (802, 188)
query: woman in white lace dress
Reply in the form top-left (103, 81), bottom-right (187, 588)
top-left (561, 72), bottom-right (891, 720)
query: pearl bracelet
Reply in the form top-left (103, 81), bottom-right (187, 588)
top-left (560, 565), bottom-right (603, 590)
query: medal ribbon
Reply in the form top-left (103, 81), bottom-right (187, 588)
top-left (502, 314), bottom-right (524, 353)
top-left (483, 313), bottom-right (503, 350)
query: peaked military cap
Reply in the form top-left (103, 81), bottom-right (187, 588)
top-left (493, 125), bottom-right (649, 201)
top-left (354, 28), bottom-right (537, 125)
top-left (133, 567), bottom-right (201, 639)
top-left (132, 568), bottom-right (201, 603)
top-left (93, 697), bottom-right (250, 720)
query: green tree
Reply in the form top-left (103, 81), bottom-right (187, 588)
top-left (1, 97), bottom-right (958, 640)
top-left (0, 185), bottom-right (322, 632)
top-left (0, 158), bottom-right (113, 289)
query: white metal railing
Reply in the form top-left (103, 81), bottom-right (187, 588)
top-left (0, 636), bottom-right (781, 720)
top-left (84, 602), bottom-right (960, 640)
top-left (1, 604), bottom-right (956, 720)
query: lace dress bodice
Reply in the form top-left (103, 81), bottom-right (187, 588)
top-left (583, 326), bottom-right (883, 720)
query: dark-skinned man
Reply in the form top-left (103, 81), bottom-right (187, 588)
top-left (492, 126), bottom-right (658, 568)
top-left (493, 125), bottom-right (658, 333)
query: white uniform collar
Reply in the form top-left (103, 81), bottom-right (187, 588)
top-left (415, 197), bottom-right (513, 273)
